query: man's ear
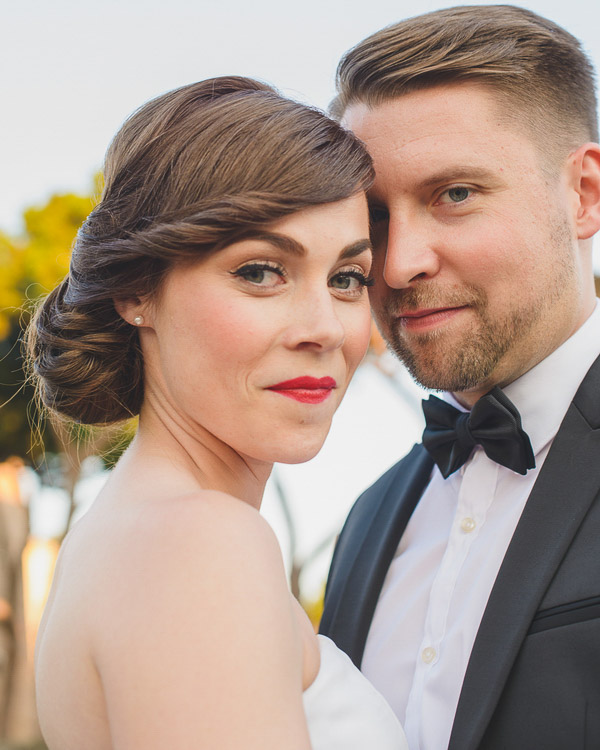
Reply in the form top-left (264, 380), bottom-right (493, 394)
top-left (113, 297), bottom-right (149, 327)
top-left (569, 143), bottom-right (600, 240)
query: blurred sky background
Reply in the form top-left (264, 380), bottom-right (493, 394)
top-left (3, 0), bottom-right (600, 596)
top-left (3, 0), bottom-right (600, 254)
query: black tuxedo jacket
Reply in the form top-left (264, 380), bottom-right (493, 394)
top-left (320, 354), bottom-right (600, 749)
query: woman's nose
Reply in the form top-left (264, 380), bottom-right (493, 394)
top-left (282, 290), bottom-right (345, 352)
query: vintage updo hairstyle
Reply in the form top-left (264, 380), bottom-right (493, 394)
top-left (27, 77), bottom-right (374, 425)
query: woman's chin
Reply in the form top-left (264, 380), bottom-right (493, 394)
top-left (256, 433), bottom-right (329, 466)
top-left (275, 448), bottom-right (323, 465)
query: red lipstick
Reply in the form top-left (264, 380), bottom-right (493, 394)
top-left (266, 376), bottom-right (337, 404)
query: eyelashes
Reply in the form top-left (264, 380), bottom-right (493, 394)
top-left (436, 186), bottom-right (474, 205)
top-left (368, 184), bottom-right (478, 221)
top-left (231, 262), bottom-right (374, 295)
top-left (330, 269), bottom-right (374, 291)
top-left (231, 262), bottom-right (285, 288)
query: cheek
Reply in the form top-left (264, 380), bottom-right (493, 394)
top-left (368, 248), bottom-right (393, 300)
top-left (367, 282), bottom-right (390, 332)
top-left (342, 303), bottom-right (373, 370)
top-left (201, 304), bottom-right (264, 354)
top-left (159, 293), bottom-right (273, 382)
top-left (484, 231), bottom-right (542, 283)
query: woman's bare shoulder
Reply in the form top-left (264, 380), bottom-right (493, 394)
top-left (49, 486), bottom-right (290, 652)
top-left (87, 488), bottom-right (292, 637)
top-left (70, 487), bottom-right (281, 568)
top-left (85, 489), bottom-right (311, 749)
top-left (129, 488), bottom-right (283, 570)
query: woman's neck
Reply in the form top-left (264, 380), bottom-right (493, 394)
top-left (123, 394), bottom-right (273, 511)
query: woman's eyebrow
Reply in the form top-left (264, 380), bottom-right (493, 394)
top-left (339, 239), bottom-right (373, 260)
top-left (246, 233), bottom-right (306, 256)
top-left (242, 234), bottom-right (372, 259)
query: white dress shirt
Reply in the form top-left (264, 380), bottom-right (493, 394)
top-left (361, 301), bottom-right (600, 750)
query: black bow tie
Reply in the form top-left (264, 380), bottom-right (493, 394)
top-left (421, 387), bottom-right (535, 479)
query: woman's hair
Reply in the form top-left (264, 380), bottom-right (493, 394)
top-left (27, 77), bottom-right (373, 425)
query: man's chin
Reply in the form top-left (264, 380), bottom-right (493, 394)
top-left (389, 332), bottom-right (503, 393)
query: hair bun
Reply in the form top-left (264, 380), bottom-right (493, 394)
top-left (27, 280), bottom-right (143, 424)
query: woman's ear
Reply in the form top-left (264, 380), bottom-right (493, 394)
top-left (569, 143), bottom-right (600, 241)
top-left (114, 297), bottom-right (148, 328)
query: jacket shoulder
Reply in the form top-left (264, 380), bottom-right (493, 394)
top-left (341, 444), bottom-right (423, 532)
top-left (325, 443), bottom-right (429, 593)
top-left (573, 351), bottom-right (600, 428)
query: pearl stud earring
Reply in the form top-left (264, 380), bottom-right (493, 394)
top-left (133, 315), bottom-right (144, 326)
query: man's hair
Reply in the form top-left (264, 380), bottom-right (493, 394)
top-left (333, 5), bottom-right (598, 157)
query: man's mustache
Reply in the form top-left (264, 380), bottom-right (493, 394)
top-left (381, 284), bottom-right (486, 317)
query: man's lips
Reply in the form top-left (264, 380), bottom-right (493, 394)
top-left (266, 376), bottom-right (337, 404)
top-left (397, 306), bottom-right (468, 330)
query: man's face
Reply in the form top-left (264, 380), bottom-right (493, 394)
top-left (345, 83), bottom-right (591, 403)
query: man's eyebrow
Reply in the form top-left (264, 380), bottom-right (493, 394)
top-left (243, 233), bottom-right (372, 259)
top-left (418, 166), bottom-right (501, 189)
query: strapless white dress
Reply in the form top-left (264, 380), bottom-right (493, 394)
top-left (303, 635), bottom-right (407, 749)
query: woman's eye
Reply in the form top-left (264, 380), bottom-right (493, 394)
top-left (329, 270), bottom-right (374, 294)
top-left (232, 263), bottom-right (285, 288)
top-left (438, 186), bottom-right (473, 204)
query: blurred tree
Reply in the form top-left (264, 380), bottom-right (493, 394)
top-left (0, 235), bottom-right (23, 343)
top-left (0, 183), bottom-right (132, 743)
top-left (0, 459), bottom-right (35, 743)
top-left (0, 180), bottom-right (138, 534)
top-left (0, 189), bottom-right (97, 463)
top-left (0, 190), bottom-right (100, 742)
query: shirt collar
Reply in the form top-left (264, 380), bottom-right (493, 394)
top-left (503, 300), bottom-right (600, 456)
top-left (444, 300), bottom-right (600, 456)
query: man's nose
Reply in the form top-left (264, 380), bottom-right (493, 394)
top-left (381, 216), bottom-right (441, 288)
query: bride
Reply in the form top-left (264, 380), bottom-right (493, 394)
top-left (29, 77), bottom-right (407, 749)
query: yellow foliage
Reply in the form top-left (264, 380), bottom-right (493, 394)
top-left (302, 584), bottom-right (326, 631)
top-left (22, 192), bottom-right (96, 302)
top-left (0, 185), bottom-right (98, 338)
top-left (0, 233), bottom-right (25, 338)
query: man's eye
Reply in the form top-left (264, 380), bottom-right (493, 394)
top-left (232, 263), bottom-right (285, 287)
top-left (369, 205), bottom-right (389, 224)
top-left (439, 186), bottom-right (472, 204)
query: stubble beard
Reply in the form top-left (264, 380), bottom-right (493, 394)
top-left (379, 215), bottom-right (577, 392)
top-left (379, 266), bottom-right (568, 394)
top-left (382, 285), bottom-right (530, 392)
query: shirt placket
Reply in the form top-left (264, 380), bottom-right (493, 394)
top-left (404, 450), bottom-right (499, 750)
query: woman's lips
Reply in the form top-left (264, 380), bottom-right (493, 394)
top-left (266, 376), bottom-right (337, 404)
top-left (398, 306), bottom-right (468, 331)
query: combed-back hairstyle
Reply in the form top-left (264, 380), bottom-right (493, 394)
top-left (27, 77), bottom-right (373, 425)
top-left (333, 5), bottom-right (598, 157)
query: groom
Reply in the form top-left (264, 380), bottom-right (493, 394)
top-left (320, 6), bottom-right (600, 750)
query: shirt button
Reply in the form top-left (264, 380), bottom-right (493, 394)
top-left (460, 517), bottom-right (477, 533)
top-left (421, 647), bottom-right (436, 664)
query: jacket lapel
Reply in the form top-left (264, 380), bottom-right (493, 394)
top-left (449, 354), bottom-right (600, 750)
top-left (320, 445), bottom-right (433, 666)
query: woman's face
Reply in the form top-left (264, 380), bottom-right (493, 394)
top-left (139, 193), bottom-right (372, 464)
